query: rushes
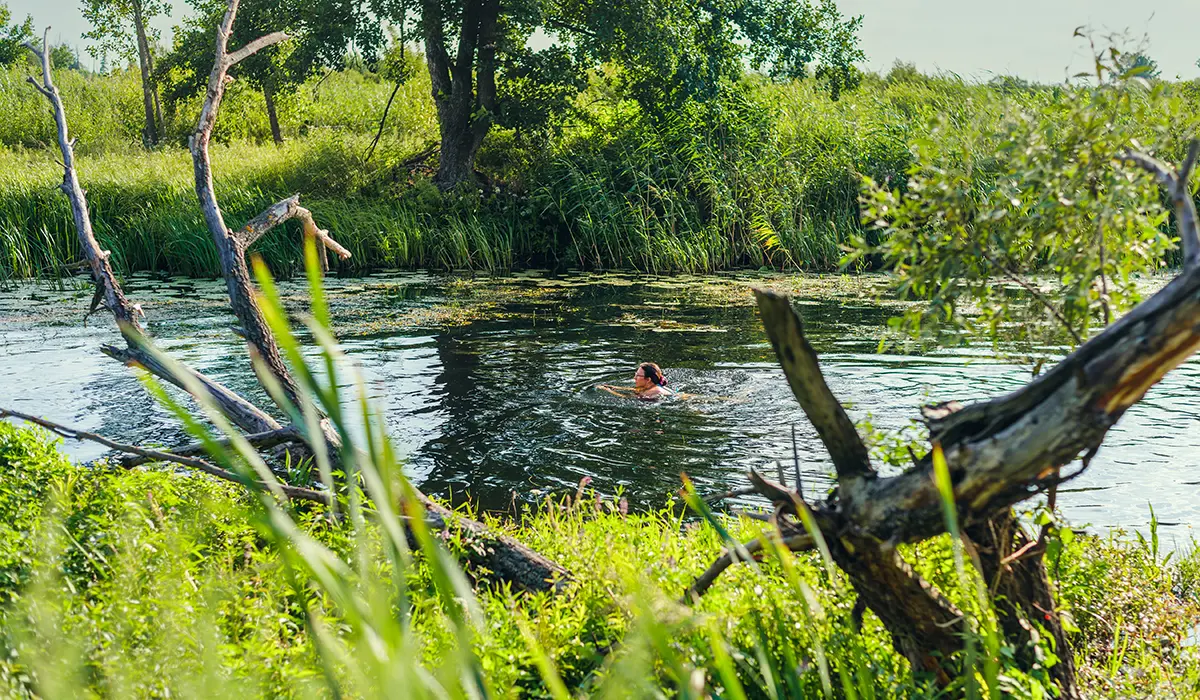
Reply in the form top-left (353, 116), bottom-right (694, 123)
top-left (2, 64), bottom-right (1199, 278)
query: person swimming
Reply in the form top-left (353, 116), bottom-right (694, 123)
top-left (598, 362), bottom-right (674, 401)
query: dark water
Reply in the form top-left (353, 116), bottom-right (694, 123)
top-left (2, 272), bottom-right (1198, 543)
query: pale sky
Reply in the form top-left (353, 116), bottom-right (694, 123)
top-left (10, 0), bottom-right (1200, 81)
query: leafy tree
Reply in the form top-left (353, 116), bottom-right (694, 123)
top-left (160, 0), bottom-right (385, 144)
top-left (0, 2), bottom-right (33, 67)
top-left (81, 0), bottom-right (171, 146)
top-left (51, 44), bottom-right (84, 70)
top-left (397, 0), bottom-right (863, 189)
top-left (853, 43), bottom-right (1176, 356)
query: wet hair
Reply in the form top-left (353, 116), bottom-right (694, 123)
top-left (638, 362), bottom-right (666, 386)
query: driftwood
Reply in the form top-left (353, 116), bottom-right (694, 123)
top-left (689, 143), bottom-right (1200, 695)
top-left (19, 9), bottom-right (568, 595)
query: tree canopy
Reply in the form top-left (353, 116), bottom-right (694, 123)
top-left (0, 2), bottom-right (32, 67)
top-left (81, 0), bottom-right (171, 65)
top-left (159, 0), bottom-right (387, 141)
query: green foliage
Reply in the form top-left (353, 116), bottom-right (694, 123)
top-left (2, 419), bottom-right (1199, 696)
top-left (158, 0), bottom-right (389, 123)
top-left (81, 0), bottom-right (171, 66)
top-left (0, 2), bottom-right (32, 67)
top-left (49, 44), bottom-right (83, 71)
top-left (855, 43), bottom-right (1191, 350)
top-left (553, 0), bottom-right (863, 116)
top-left (4, 58), bottom-right (1200, 277)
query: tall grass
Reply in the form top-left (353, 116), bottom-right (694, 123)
top-left (2, 60), bottom-right (1200, 277)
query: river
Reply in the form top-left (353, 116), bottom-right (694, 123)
top-left (2, 271), bottom-right (1197, 543)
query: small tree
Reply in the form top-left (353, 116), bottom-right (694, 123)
top-left (160, 0), bottom-right (385, 144)
top-left (82, 0), bottom-right (170, 146)
top-left (0, 1), bottom-right (32, 66)
top-left (51, 44), bottom-right (84, 70)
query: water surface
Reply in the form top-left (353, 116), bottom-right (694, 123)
top-left (1, 272), bottom-right (1197, 543)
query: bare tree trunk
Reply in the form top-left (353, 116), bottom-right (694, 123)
top-left (132, 1), bottom-right (159, 148)
top-left (263, 82), bottom-right (283, 145)
top-left (22, 30), bottom-right (279, 435)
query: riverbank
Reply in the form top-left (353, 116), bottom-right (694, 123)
top-left (0, 421), bottom-right (1196, 697)
top-left (3, 64), bottom-right (1198, 279)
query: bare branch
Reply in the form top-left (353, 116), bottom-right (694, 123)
top-left (101, 342), bottom-right (281, 433)
top-left (119, 426), bottom-right (302, 468)
top-left (747, 468), bottom-right (796, 508)
top-left (1, 408), bottom-right (328, 505)
top-left (684, 533), bottom-right (813, 601)
top-left (1125, 142), bottom-right (1200, 268)
top-left (225, 31), bottom-right (289, 67)
top-left (22, 25), bottom-right (277, 436)
top-left (239, 196), bottom-right (350, 260)
top-left (1180, 139), bottom-right (1200, 185)
top-left (754, 289), bottom-right (874, 485)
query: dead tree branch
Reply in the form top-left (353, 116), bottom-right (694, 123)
top-left (0, 408), bottom-right (328, 505)
top-left (695, 150), bottom-right (1200, 690)
top-left (685, 533), bottom-right (813, 601)
top-left (119, 425), bottom-right (303, 468)
top-left (22, 30), bottom-right (280, 436)
top-left (238, 194), bottom-right (353, 265)
top-left (755, 289), bottom-right (874, 487)
top-left (1124, 140), bottom-right (1200, 268)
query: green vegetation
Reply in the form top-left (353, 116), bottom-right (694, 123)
top-left (1, 420), bottom-right (1197, 697)
top-left (855, 50), bottom-right (1200, 352)
top-left (4, 56), bottom-right (1197, 279)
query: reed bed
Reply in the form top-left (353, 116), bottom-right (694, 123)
top-left (2, 62), bottom-right (1199, 278)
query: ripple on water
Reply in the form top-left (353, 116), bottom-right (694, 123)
top-left (1, 271), bottom-right (1196, 543)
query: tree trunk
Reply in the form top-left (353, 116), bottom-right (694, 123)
top-left (422, 0), bottom-right (498, 190)
top-left (966, 511), bottom-right (1079, 697)
top-left (132, 1), bottom-right (159, 148)
top-left (263, 83), bottom-right (283, 145)
top-left (433, 107), bottom-right (478, 189)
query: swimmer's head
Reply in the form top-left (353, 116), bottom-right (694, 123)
top-left (634, 362), bottom-right (666, 389)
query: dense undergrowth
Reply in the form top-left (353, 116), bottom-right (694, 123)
top-left (1, 420), bottom-right (1198, 698)
top-left (3, 59), bottom-right (1199, 279)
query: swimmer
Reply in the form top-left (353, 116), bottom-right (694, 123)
top-left (598, 362), bottom-right (675, 401)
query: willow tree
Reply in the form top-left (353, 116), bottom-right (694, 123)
top-left (400, 0), bottom-right (864, 189)
top-left (82, 0), bottom-right (169, 146)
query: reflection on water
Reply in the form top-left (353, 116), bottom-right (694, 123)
top-left (2, 272), bottom-right (1198, 543)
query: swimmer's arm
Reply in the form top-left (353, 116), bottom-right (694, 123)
top-left (597, 384), bottom-right (635, 397)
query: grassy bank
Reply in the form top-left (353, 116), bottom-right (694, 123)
top-left (1, 421), bottom-right (1197, 697)
top-left (2, 62), bottom-right (1200, 278)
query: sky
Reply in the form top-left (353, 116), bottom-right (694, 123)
top-left (9, 0), bottom-right (1200, 81)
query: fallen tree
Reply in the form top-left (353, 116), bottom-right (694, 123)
top-left (12, 10), bottom-right (568, 594)
top-left (687, 140), bottom-right (1200, 696)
